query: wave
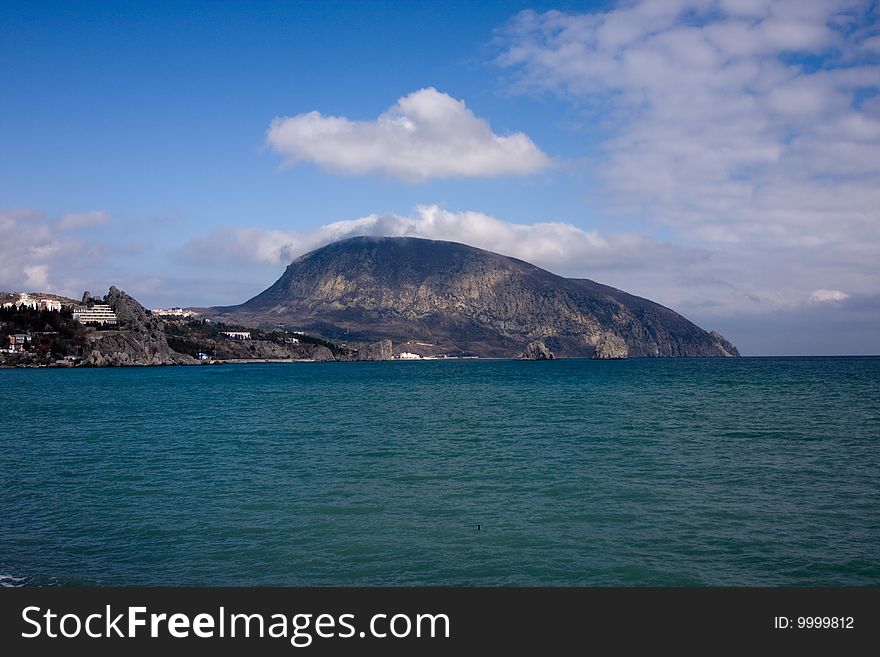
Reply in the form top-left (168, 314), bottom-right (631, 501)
top-left (0, 573), bottom-right (28, 587)
top-left (0, 573), bottom-right (89, 587)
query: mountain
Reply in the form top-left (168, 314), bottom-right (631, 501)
top-left (212, 236), bottom-right (738, 359)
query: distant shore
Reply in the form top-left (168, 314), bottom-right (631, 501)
top-left (0, 355), bottom-right (520, 369)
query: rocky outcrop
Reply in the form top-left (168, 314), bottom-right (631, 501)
top-left (201, 337), bottom-right (335, 361)
top-left (83, 287), bottom-right (195, 366)
top-left (358, 339), bottom-right (394, 361)
top-left (710, 331), bottom-right (740, 357)
top-left (212, 236), bottom-right (740, 359)
top-left (310, 346), bottom-right (333, 361)
top-left (517, 340), bottom-right (555, 360)
top-left (593, 332), bottom-right (628, 360)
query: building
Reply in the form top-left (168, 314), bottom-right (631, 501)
top-left (2, 293), bottom-right (34, 309)
top-left (15, 293), bottom-right (37, 309)
top-left (196, 352), bottom-right (210, 361)
top-left (73, 305), bottom-right (118, 325)
top-left (221, 331), bottom-right (251, 339)
top-left (39, 298), bottom-right (61, 311)
top-left (1, 293), bottom-right (62, 311)
top-left (151, 307), bottom-right (198, 318)
top-left (7, 334), bottom-right (29, 352)
top-left (398, 351), bottom-right (422, 360)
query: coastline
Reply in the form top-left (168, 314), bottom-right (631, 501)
top-left (5, 354), bottom-right (880, 369)
top-left (0, 355), bottom-right (525, 368)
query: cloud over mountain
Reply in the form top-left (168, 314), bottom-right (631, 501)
top-left (182, 204), bottom-right (697, 274)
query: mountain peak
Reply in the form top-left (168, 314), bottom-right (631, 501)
top-left (213, 237), bottom-right (737, 359)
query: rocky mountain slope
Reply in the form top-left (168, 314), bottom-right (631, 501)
top-left (83, 287), bottom-right (197, 366)
top-left (213, 237), bottom-right (738, 359)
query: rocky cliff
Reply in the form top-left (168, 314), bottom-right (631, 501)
top-left (355, 339), bottom-right (394, 361)
top-left (517, 340), bottom-right (555, 360)
top-left (190, 337), bottom-right (336, 361)
top-left (83, 287), bottom-right (196, 366)
top-left (213, 237), bottom-right (739, 359)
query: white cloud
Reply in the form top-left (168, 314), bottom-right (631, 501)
top-left (810, 288), bottom-right (850, 302)
top-left (495, 2), bottom-right (880, 248)
top-left (182, 204), bottom-right (700, 276)
top-left (57, 210), bottom-right (108, 230)
top-left (0, 208), bottom-right (113, 295)
top-left (0, 209), bottom-right (75, 293)
top-left (265, 87), bottom-right (550, 182)
top-left (22, 265), bottom-right (50, 290)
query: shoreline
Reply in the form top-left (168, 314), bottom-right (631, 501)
top-left (0, 356), bottom-right (518, 368)
top-left (3, 355), bottom-right (878, 370)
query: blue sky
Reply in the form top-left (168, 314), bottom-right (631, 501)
top-left (1, 1), bottom-right (586, 224)
top-left (2, 0), bottom-right (879, 354)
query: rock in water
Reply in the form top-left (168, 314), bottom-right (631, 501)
top-left (83, 287), bottom-right (196, 366)
top-left (212, 236), bottom-right (740, 359)
top-left (517, 340), bottom-right (556, 360)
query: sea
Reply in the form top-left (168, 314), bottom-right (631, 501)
top-left (1, 357), bottom-right (878, 587)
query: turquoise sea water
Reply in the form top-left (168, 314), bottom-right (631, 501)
top-left (1, 358), bottom-right (878, 586)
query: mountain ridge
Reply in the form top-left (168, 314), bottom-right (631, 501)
top-left (212, 236), bottom-right (738, 359)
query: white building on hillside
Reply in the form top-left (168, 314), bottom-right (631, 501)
top-left (73, 305), bottom-right (118, 325)
top-left (2, 294), bottom-right (62, 311)
top-left (2, 293), bottom-right (34, 309)
top-left (16, 293), bottom-right (38, 309)
top-left (221, 331), bottom-right (251, 339)
top-left (152, 307), bottom-right (198, 317)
